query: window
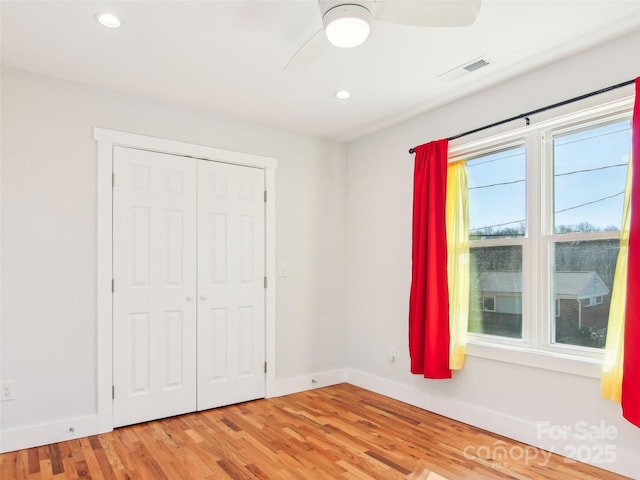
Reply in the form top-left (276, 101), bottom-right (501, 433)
top-left (550, 117), bottom-right (630, 350)
top-left (479, 295), bottom-right (496, 312)
top-left (594, 296), bottom-right (603, 305)
top-left (452, 101), bottom-right (632, 359)
top-left (585, 296), bottom-right (603, 307)
top-left (467, 147), bottom-right (525, 340)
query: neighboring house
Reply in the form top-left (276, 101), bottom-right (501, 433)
top-left (472, 271), bottom-right (610, 331)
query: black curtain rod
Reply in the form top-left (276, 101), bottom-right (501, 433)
top-left (408, 78), bottom-right (635, 154)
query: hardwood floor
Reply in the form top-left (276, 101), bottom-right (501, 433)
top-left (0, 384), bottom-right (630, 479)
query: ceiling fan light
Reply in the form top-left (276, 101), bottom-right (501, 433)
top-left (323, 4), bottom-right (372, 48)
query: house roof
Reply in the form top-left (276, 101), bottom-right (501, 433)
top-left (554, 272), bottom-right (610, 299)
top-left (474, 271), bottom-right (522, 295)
top-left (474, 271), bottom-right (609, 299)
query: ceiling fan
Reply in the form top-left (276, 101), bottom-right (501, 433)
top-left (285, 0), bottom-right (482, 70)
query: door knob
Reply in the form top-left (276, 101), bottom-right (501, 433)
top-left (186, 296), bottom-right (193, 302)
top-left (200, 295), bottom-right (208, 301)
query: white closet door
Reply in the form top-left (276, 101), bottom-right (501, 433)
top-left (112, 147), bottom-right (197, 427)
top-left (197, 161), bottom-right (265, 410)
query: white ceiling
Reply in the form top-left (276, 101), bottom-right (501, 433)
top-left (2, 0), bottom-right (640, 142)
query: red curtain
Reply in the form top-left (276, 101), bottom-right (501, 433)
top-left (622, 77), bottom-right (640, 427)
top-left (409, 139), bottom-right (451, 379)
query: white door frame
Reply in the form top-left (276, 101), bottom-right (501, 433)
top-left (94, 128), bottom-right (277, 432)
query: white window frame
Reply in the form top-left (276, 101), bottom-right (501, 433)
top-left (585, 296), bottom-right (604, 307)
top-left (481, 295), bottom-right (497, 312)
top-left (449, 97), bottom-right (634, 378)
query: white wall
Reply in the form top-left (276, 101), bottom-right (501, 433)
top-left (2, 26), bottom-right (639, 478)
top-left (0, 67), bottom-right (347, 444)
top-left (346, 30), bottom-right (640, 478)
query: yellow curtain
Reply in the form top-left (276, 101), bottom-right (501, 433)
top-left (446, 161), bottom-right (470, 370)
top-left (601, 156), bottom-right (632, 402)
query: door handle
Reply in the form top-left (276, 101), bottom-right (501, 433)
top-left (200, 295), bottom-right (208, 301)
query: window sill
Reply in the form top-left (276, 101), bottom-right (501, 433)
top-left (465, 341), bottom-right (602, 379)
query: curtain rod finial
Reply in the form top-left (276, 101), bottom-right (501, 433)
top-left (409, 148), bottom-right (415, 154)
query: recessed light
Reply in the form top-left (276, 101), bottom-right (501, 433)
top-left (96, 13), bottom-right (121, 29)
top-left (334, 90), bottom-right (351, 100)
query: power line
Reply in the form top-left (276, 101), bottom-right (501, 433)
top-left (468, 163), bottom-right (626, 191)
top-left (555, 162), bottom-right (627, 177)
top-left (466, 150), bottom-right (525, 168)
top-left (469, 178), bottom-right (525, 190)
top-left (555, 191), bottom-right (624, 214)
top-left (470, 219), bottom-right (525, 232)
top-left (470, 190), bottom-right (625, 233)
top-left (554, 125), bottom-right (631, 148)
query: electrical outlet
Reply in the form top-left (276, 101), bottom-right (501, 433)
top-left (1, 380), bottom-right (15, 401)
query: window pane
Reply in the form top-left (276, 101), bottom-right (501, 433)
top-left (552, 240), bottom-right (619, 348)
top-left (553, 120), bottom-right (631, 233)
top-left (469, 246), bottom-right (523, 339)
top-left (467, 146), bottom-right (526, 239)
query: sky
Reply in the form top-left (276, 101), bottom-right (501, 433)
top-left (466, 118), bottom-right (632, 236)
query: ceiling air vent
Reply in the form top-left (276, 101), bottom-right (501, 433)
top-left (437, 56), bottom-right (491, 82)
top-left (464, 58), bottom-right (489, 72)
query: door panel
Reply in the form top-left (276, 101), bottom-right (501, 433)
top-left (113, 148), bottom-right (266, 425)
top-left (113, 147), bottom-right (197, 427)
top-left (197, 161), bottom-right (265, 410)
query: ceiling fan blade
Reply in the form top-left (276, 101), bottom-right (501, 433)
top-left (374, 0), bottom-right (481, 27)
top-left (284, 28), bottom-right (327, 71)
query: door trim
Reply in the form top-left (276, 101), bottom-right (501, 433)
top-left (94, 128), bottom-right (278, 432)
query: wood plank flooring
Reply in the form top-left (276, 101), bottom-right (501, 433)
top-left (0, 384), bottom-right (630, 479)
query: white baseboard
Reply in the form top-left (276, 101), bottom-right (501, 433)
top-left (2, 372), bottom-right (637, 478)
top-left (269, 369), bottom-right (348, 398)
top-left (0, 414), bottom-right (100, 454)
top-left (345, 368), bottom-right (638, 479)
top-left (0, 369), bottom-right (348, 454)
